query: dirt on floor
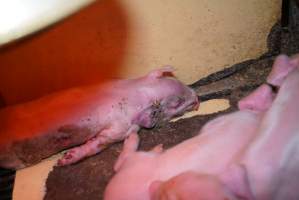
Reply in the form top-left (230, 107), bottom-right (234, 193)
top-left (45, 2), bottom-right (299, 200)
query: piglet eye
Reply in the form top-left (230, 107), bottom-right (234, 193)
top-left (168, 96), bottom-right (184, 108)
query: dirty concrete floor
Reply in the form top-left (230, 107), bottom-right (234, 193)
top-left (45, 3), bottom-right (299, 200)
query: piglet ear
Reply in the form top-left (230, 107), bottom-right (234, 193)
top-left (220, 164), bottom-right (254, 200)
top-left (147, 66), bottom-right (175, 79)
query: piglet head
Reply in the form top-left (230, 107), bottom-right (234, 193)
top-left (133, 67), bottom-right (199, 128)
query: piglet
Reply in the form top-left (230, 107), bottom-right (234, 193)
top-left (104, 54), bottom-right (299, 200)
top-left (0, 67), bottom-right (199, 169)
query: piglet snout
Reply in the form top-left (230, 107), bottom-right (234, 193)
top-left (189, 96), bottom-right (200, 111)
top-left (182, 88), bottom-right (200, 112)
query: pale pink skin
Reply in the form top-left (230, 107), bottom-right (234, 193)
top-left (0, 67), bottom-right (199, 168)
top-left (104, 54), bottom-right (299, 200)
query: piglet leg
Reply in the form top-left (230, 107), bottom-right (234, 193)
top-left (238, 54), bottom-right (299, 112)
top-left (238, 54), bottom-right (299, 111)
top-left (238, 84), bottom-right (275, 112)
top-left (57, 130), bottom-right (114, 166)
top-left (267, 54), bottom-right (298, 87)
top-left (58, 125), bottom-right (139, 166)
top-left (113, 132), bottom-right (140, 171)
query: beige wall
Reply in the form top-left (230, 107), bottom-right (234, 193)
top-left (0, 0), bottom-right (281, 105)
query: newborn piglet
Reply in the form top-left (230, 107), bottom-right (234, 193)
top-left (0, 67), bottom-right (198, 169)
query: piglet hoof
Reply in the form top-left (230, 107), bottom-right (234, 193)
top-left (150, 144), bottom-right (164, 153)
top-left (57, 150), bottom-right (77, 166)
